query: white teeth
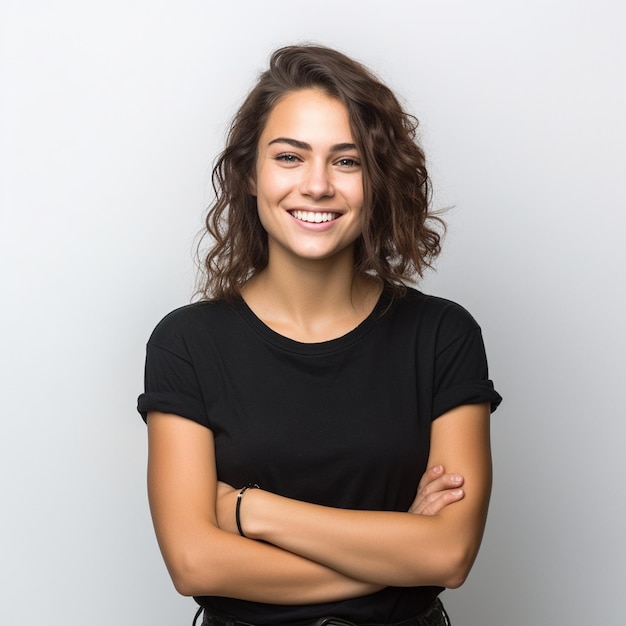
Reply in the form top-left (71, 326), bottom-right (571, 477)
top-left (291, 210), bottom-right (338, 223)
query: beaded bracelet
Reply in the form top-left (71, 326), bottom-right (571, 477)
top-left (235, 483), bottom-right (260, 537)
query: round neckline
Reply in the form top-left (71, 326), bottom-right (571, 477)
top-left (234, 288), bottom-right (393, 356)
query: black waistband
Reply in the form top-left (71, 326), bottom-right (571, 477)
top-left (194, 597), bottom-right (450, 626)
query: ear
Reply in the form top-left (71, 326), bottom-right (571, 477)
top-left (248, 176), bottom-right (257, 197)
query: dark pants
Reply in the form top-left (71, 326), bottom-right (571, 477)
top-left (195, 597), bottom-right (451, 626)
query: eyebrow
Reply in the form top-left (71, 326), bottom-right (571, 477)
top-left (268, 137), bottom-right (358, 152)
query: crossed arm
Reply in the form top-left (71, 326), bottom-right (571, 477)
top-left (146, 402), bottom-right (491, 603)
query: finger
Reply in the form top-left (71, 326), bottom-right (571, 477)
top-left (416, 465), bottom-right (445, 492)
top-left (410, 486), bottom-right (447, 513)
top-left (417, 472), bottom-right (464, 499)
top-left (411, 489), bottom-right (465, 516)
top-left (410, 474), bottom-right (464, 514)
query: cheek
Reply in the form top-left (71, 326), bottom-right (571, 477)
top-left (350, 188), bottom-right (365, 216)
top-left (343, 173), bottom-right (364, 206)
top-left (255, 167), bottom-right (285, 200)
top-left (254, 192), bottom-right (275, 226)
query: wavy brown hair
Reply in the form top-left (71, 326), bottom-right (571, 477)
top-left (196, 45), bottom-right (444, 301)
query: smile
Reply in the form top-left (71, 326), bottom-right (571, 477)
top-left (290, 210), bottom-right (340, 223)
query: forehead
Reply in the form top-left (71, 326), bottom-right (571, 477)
top-left (260, 89), bottom-right (354, 143)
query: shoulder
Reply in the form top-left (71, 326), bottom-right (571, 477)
top-left (147, 300), bottom-right (233, 350)
top-left (392, 288), bottom-right (481, 337)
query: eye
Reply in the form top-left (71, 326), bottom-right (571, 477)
top-left (275, 153), bottom-right (301, 164)
top-left (336, 157), bottom-right (361, 168)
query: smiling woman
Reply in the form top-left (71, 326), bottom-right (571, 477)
top-left (252, 89), bottom-right (364, 271)
top-left (199, 45), bottom-right (444, 304)
top-left (137, 45), bottom-right (502, 626)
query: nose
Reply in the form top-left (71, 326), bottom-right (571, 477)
top-left (300, 160), bottom-right (334, 200)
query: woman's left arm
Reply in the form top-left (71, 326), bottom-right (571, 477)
top-left (218, 402), bottom-right (491, 589)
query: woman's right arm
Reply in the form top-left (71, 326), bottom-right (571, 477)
top-left (147, 411), bottom-right (383, 604)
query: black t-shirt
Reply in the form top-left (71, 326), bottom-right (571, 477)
top-left (138, 287), bottom-right (502, 624)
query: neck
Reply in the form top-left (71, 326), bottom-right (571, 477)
top-left (240, 248), bottom-right (382, 342)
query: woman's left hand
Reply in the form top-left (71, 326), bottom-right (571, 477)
top-left (409, 465), bottom-right (465, 515)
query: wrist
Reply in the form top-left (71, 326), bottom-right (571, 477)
top-left (241, 487), bottom-right (277, 541)
top-left (235, 483), bottom-right (260, 538)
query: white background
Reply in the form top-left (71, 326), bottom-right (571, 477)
top-left (2, 1), bottom-right (625, 624)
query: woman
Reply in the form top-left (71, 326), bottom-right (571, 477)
top-left (138, 45), bottom-right (501, 626)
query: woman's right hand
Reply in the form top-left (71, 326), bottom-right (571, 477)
top-left (409, 465), bottom-right (465, 515)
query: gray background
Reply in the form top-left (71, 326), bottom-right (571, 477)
top-left (2, 0), bottom-right (625, 624)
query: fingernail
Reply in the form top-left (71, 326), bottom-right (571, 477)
top-left (434, 465), bottom-right (443, 473)
top-left (453, 489), bottom-right (463, 496)
top-left (452, 474), bottom-right (462, 483)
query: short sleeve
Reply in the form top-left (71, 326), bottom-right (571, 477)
top-left (432, 314), bottom-right (502, 419)
top-left (137, 341), bottom-right (209, 428)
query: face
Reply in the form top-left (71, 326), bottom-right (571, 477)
top-left (251, 89), bottom-right (364, 266)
